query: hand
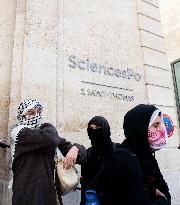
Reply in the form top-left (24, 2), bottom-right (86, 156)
top-left (156, 189), bottom-right (166, 198)
top-left (63, 146), bottom-right (79, 170)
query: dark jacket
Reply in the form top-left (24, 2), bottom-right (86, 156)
top-left (12, 123), bottom-right (86, 205)
top-left (81, 116), bottom-right (118, 205)
top-left (93, 104), bottom-right (171, 205)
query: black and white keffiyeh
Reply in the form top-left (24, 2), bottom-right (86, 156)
top-left (11, 99), bottom-right (43, 161)
top-left (17, 99), bottom-right (43, 128)
top-left (9, 99), bottom-right (43, 188)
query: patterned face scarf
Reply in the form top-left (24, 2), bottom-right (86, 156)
top-left (148, 110), bottom-right (168, 151)
top-left (17, 99), bottom-right (43, 128)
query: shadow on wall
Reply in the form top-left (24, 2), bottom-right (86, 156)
top-left (0, 180), bottom-right (12, 205)
top-left (62, 189), bottom-right (81, 205)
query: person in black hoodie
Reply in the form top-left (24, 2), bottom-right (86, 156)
top-left (93, 104), bottom-right (171, 205)
top-left (80, 116), bottom-right (119, 205)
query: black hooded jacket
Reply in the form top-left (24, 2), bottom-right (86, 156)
top-left (12, 123), bottom-right (86, 205)
top-left (81, 116), bottom-right (119, 205)
top-left (93, 104), bottom-right (171, 205)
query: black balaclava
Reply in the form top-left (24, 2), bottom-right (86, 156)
top-left (123, 104), bottom-right (158, 155)
top-left (87, 116), bottom-right (113, 156)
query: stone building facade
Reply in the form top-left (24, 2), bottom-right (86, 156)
top-left (159, 0), bottom-right (180, 63)
top-left (159, 0), bottom-right (180, 131)
top-left (0, 0), bottom-right (179, 204)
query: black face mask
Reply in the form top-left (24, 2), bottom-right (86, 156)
top-left (87, 128), bottom-right (104, 147)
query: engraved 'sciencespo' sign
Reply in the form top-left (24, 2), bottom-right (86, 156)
top-left (68, 55), bottom-right (141, 81)
top-left (67, 55), bottom-right (142, 102)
